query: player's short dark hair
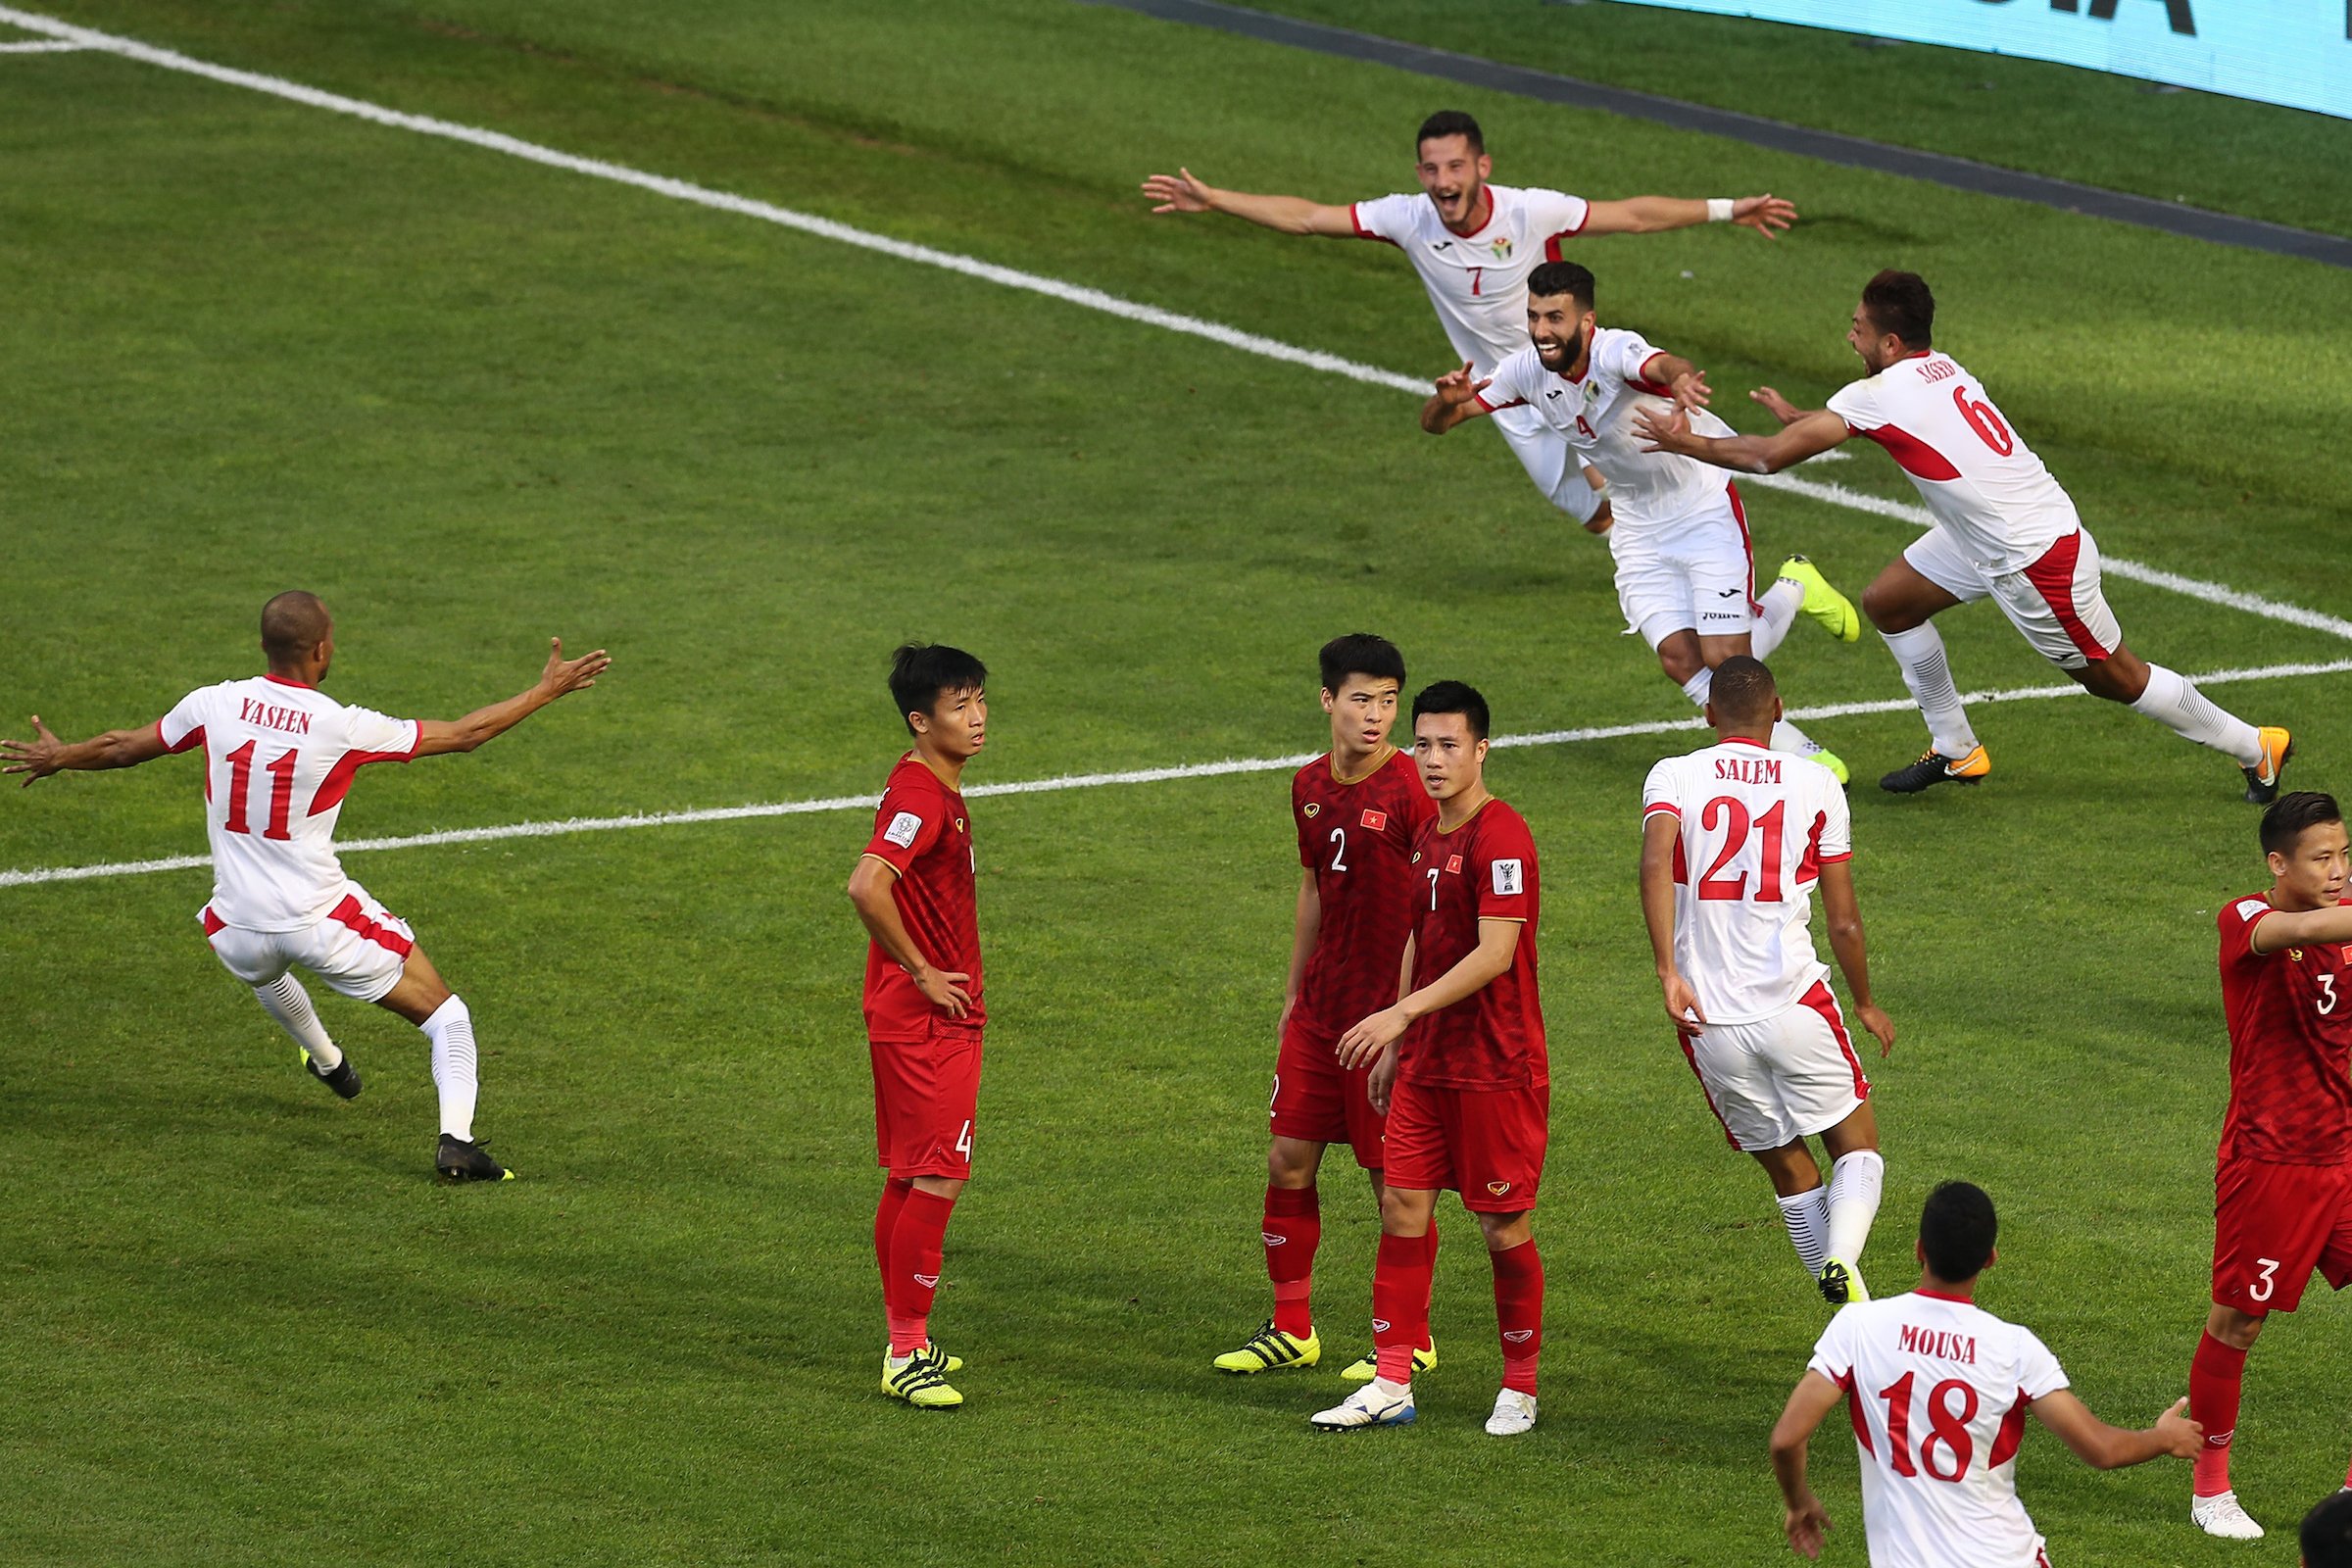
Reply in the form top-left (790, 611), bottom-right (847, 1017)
top-left (1860, 270), bottom-right (1935, 350)
top-left (1319, 633), bottom-right (1406, 695)
top-left (260, 591), bottom-right (330, 663)
top-left (889, 643), bottom-right (987, 735)
top-left (1411, 680), bottom-right (1490, 743)
top-left (2261, 791), bottom-right (2343, 857)
top-left (1415, 111), bottom-right (1484, 156)
top-left (1708, 656), bottom-right (1779, 727)
top-left (1918, 1181), bottom-right (1997, 1284)
top-left (2301, 1488), bottom-right (2352, 1568)
top-left (1527, 260), bottom-right (1593, 311)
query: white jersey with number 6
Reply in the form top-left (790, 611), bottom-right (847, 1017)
top-left (156, 675), bottom-right (420, 932)
top-left (1642, 738), bottom-right (1850, 1025)
top-left (1809, 1292), bottom-right (2071, 1568)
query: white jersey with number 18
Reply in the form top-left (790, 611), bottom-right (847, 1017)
top-left (1808, 1292), bottom-right (2071, 1568)
top-left (156, 675), bottom-right (420, 932)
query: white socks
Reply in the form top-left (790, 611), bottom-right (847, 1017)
top-left (1681, 667), bottom-right (1714, 709)
top-left (1826, 1150), bottom-right (1886, 1268)
top-left (1752, 578), bottom-right (1802, 661)
top-left (252, 973), bottom-right (338, 1069)
top-left (420, 995), bottom-right (478, 1141)
top-left (2132, 663), bottom-right (2262, 767)
top-left (1683, 664), bottom-right (1825, 759)
top-left (1880, 624), bottom-right (1977, 759)
top-left (1777, 1187), bottom-right (1832, 1279)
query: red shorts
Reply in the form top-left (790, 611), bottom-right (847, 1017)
top-left (1382, 1077), bottom-right (1548, 1211)
top-left (870, 1022), bottom-right (983, 1180)
top-left (2211, 1155), bottom-right (2352, 1314)
top-left (1268, 1013), bottom-right (1386, 1170)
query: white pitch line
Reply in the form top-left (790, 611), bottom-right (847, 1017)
top-left (3, 5), bottom-right (2346, 645)
top-left (0, 36), bottom-right (82, 50)
top-left (7, 657), bottom-right (2345, 892)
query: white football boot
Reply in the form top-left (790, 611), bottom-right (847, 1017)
top-left (2190, 1492), bottom-right (2265, 1540)
top-left (1485, 1389), bottom-right (1539, 1437)
top-left (1309, 1379), bottom-right (1415, 1431)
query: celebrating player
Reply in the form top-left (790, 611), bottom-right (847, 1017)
top-left (1311, 682), bottom-right (1548, 1437)
top-left (1425, 261), bottom-right (1859, 776)
top-left (1142, 111), bottom-right (1795, 533)
top-left (1640, 658), bottom-right (1895, 1304)
top-left (0, 591), bottom-right (610, 1181)
top-left (1216, 635), bottom-right (1440, 1380)
top-left (1635, 269), bottom-right (2291, 801)
top-left (847, 644), bottom-right (990, 1411)
top-left (2182, 791), bottom-right (2352, 1540)
top-left (1771, 1181), bottom-right (2202, 1565)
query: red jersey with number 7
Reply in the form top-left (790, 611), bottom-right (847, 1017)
top-left (861, 754), bottom-right (983, 1041)
top-left (1397, 798), bottom-right (1544, 1092)
top-left (1291, 747), bottom-right (1439, 1040)
top-left (2216, 893), bottom-right (2352, 1165)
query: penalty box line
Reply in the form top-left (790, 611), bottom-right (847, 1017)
top-left (3, 7), bottom-right (2350, 646)
top-left (4, 656), bottom-right (2346, 892)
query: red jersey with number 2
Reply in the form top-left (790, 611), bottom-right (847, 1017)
top-left (1398, 798), bottom-right (1544, 1091)
top-left (1291, 748), bottom-right (1439, 1039)
top-left (861, 755), bottom-right (983, 1041)
top-left (2217, 894), bottom-right (2352, 1165)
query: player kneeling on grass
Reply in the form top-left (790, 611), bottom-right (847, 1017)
top-left (1640, 657), bottom-right (1896, 1305)
top-left (1313, 682), bottom-right (1548, 1437)
top-left (2182, 790), bottom-right (2352, 1541)
top-left (847, 644), bottom-right (990, 1411)
top-left (0, 591), bottom-right (610, 1181)
top-left (1771, 1181), bottom-right (2201, 1566)
top-left (1421, 261), bottom-right (1860, 780)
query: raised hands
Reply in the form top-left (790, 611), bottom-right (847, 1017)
top-left (1733, 194), bottom-right (1799, 239)
top-left (1141, 168), bottom-right (1215, 215)
top-left (537, 637), bottom-right (613, 701)
top-left (0, 716), bottom-right (65, 787)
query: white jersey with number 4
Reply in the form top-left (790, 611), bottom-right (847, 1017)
top-left (1827, 352), bottom-right (2078, 575)
top-left (1349, 184), bottom-right (1591, 373)
top-left (156, 675), bottom-right (420, 932)
top-left (1809, 1292), bottom-right (2071, 1568)
top-left (1642, 738), bottom-right (1850, 1024)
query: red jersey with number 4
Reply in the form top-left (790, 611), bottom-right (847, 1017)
top-left (1397, 798), bottom-right (1544, 1091)
top-left (1291, 748), bottom-right (1439, 1039)
top-left (861, 755), bottom-right (983, 1041)
top-left (2217, 893), bottom-right (2352, 1165)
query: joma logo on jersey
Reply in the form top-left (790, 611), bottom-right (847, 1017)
top-left (1303, 802), bottom-right (1322, 819)
top-left (1360, 808), bottom-right (1388, 831)
top-left (236, 699), bottom-right (313, 736)
top-left (1897, 1324), bottom-right (1979, 1364)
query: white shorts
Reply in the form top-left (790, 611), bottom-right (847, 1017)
top-left (1492, 403), bottom-right (1606, 524)
top-left (201, 881), bottom-right (416, 1003)
top-left (1680, 981), bottom-right (1869, 1153)
top-left (1903, 525), bottom-right (2122, 672)
top-left (1612, 485), bottom-right (1756, 649)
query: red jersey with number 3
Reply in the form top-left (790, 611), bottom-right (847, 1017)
top-left (861, 755), bottom-right (983, 1041)
top-left (2217, 893), bottom-right (2352, 1165)
top-left (1397, 798), bottom-right (1544, 1091)
top-left (1291, 748), bottom-right (1439, 1039)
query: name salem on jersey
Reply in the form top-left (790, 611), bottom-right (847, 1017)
top-left (1714, 756), bottom-right (1784, 784)
top-left (237, 698), bottom-right (315, 736)
top-left (1896, 1324), bottom-right (1980, 1365)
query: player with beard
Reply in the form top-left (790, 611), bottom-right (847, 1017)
top-left (1635, 269), bottom-right (2290, 802)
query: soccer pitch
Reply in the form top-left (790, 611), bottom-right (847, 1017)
top-left (4, 3), bottom-right (2350, 1563)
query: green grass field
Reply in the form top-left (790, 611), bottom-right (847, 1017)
top-left (3, 3), bottom-right (2350, 1564)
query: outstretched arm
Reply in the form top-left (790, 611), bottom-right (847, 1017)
top-left (2032, 1392), bottom-right (2201, 1470)
top-left (1636, 403), bottom-right (1849, 476)
top-left (1139, 168), bottom-right (1358, 237)
top-left (2250, 905), bottom-right (2352, 954)
top-left (1582, 193), bottom-right (1797, 240)
top-left (1770, 1372), bottom-right (1842, 1559)
top-left (0, 715), bottom-right (169, 787)
top-left (413, 637), bottom-right (611, 758)
top-left (1422, 362), bottom-right (1499, 434)
top-left (1816, 861), bottom-right (1895, 1056)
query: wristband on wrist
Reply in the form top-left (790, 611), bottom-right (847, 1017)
top-left (1706, 197), bottom-right (1736, 222)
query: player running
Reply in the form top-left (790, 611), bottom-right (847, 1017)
top-left (1635, 269), bottom-right (2291, 801)
top-left (1216, 635), bottom-right (1440, 1381)
top-left (1771, 1181), bottom-right (2202, 1565)
top-left (1311, 682), bottom-right (1548, 1437)
top-left (1142, 110), bottom-right (1796, 535)
top-left (1424, 261), bottom-right (1860, 776)
top-left (0, 591), bottom-right (609, 1181)
top-left (847, 644), bottom-right (990, 1411)
top-left (2182, 790), bottom-right (2352, 1540)
top-left (1640, 658), bottom-right (1895, 1304)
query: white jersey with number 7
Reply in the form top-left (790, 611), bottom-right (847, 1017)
top-left (156, 675), bottom-right (420, 932)
top-left (1809, 1292), bottom-right (2071, 1568)
top-left (1642, 737), bottom-right (1851, 1025)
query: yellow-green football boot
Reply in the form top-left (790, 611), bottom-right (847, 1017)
top-left (1779, 556), bottom-right (1861, 643)
top-left (1214, 1320), bottom-right (1320, 1374)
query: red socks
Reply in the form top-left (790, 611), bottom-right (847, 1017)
top-left (887, 1188), bottom-right (956, 1357)
top-left (875, 1177), bottom-right (913, 1314)
top-left (2190, 1331), bottom-right (2249, 1496)
top-left (1372, 1231), bottom-right (1435, 1385)
top-left (1491, 1239), bottom-right (1544, 1396)
top-left (1263, 1184), bottom-right (1321, 1339)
